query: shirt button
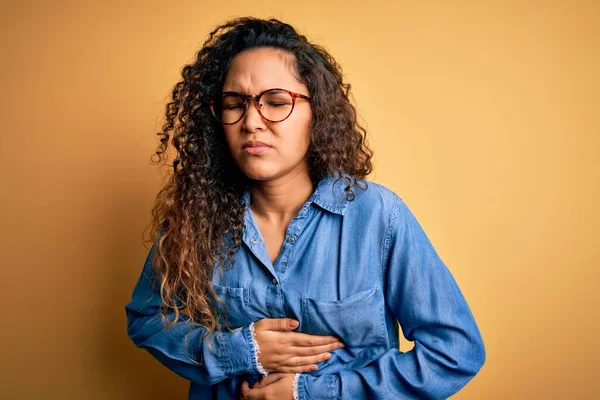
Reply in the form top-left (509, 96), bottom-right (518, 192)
top-left (251, 237), bottom-right (258, 244)
top-left (272, 278), bottom-right (278, 285)
top-left (287, 236), bottom-right (295, 243)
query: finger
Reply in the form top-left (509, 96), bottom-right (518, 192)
top-left (272, 364), bottom-right (319, 373)
top-left (255, 318), bottom-right (300, 332)
top-left (289, 341), bottom-right (345, 356)
top-left (242, 383), bottom-right (271, 400)
top-left (280, 352), bottom-right (332, 368)
top-left (287, 331), bottom-right (341, 346)
top-left (253, 373), bottom-right (285, 388)
top-left (240, 381), bottom-right (251, 400)
top-left (272, 318), bottom-right (300, 331)
top-left (252, 380), bottom-right (268, 389)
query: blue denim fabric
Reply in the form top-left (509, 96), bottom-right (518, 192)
top-left (125, 174), bottom-right (486, 399)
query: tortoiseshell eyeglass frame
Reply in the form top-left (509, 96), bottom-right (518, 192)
top-left (208, 88), bottom-right (312, 125)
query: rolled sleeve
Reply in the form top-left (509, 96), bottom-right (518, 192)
top-left (126, 244), bottom-right (264, 385)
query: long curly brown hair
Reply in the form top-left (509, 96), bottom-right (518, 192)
top-left (143, 17), bottom-right (373, 341)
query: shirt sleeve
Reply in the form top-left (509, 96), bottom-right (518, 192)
top-left (125, 244), bottom-right (267, 385)
top-left (296, 195), bottom-right (486, 399)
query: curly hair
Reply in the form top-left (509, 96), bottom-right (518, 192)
top-left (143, 16), bottom-right (374, 342)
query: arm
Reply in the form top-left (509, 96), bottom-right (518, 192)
top-left (125, 244), bottom-right (266, 385)
top-left (296, 196), bottom-right (486, 399)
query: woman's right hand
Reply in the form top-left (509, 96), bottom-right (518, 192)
top-left (252, 318), bottom-right (345, 373)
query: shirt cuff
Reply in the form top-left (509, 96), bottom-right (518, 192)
top-left (248, 321), bottom-right (269, 376)
top-left (296, 373), bottom-right (339, 400)
top-left (293, 373), bottom-right (301, 400)
top-left (215, 323), bottom-right (267, 377)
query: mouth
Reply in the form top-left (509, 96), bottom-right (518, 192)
top-left (242, 141), bottom-right (273, 155)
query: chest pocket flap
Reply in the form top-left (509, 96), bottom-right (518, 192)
top-left (212, 284), bottom-right (253, 329)
top-left (301, 286), bottom-right (387, 358)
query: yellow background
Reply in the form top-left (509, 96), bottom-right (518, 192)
top-left (1, 1), bottom-right (598, 399)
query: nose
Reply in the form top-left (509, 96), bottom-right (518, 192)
top-left (242, 98), bottom-right (266, 132)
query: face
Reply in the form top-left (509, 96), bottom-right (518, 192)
top-left (220, 47), bottom-right (313, 182)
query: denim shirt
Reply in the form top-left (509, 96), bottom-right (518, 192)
top-left (125, 174), bottom-right (486, 399)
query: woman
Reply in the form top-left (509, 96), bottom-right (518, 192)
top-left (125, 17), bottom-right (486, 399)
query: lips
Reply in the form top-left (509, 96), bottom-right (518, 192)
top-left (242, 140), bottom-right (272, 149)
top-left (242, 140), bottom-right (273, 155)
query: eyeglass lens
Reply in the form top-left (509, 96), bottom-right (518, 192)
top-left (214, 89), bottom-right (294, 124)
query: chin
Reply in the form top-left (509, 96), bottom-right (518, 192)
top-left (239, 165), bottom-right (281, 182)
top-left (236, 156), bottom-right (308, 183)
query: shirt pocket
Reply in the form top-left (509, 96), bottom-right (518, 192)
top-left (301, 286), bottom-right (387, 359)
top-left (212, 284), bottom-right (253, 329)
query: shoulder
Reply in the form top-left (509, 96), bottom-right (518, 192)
top-left (345, 178), bottom-right (404, 221)
top-left (350, 178), bottom-right (403, 208)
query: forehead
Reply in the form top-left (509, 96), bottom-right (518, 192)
top-left (222, 47), bottom-right (305, 93)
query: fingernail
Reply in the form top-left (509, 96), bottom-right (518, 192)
top-left (289, 320), bottom-right (299, 328)
top-left (311, 365), bottom-right (318, 371)
top-left (325, 353), bottom-right (332, 359)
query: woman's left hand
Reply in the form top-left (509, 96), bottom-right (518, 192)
top-left (240, 372), bottom-right (295, 400)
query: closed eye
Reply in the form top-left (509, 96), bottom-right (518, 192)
top-left (224, 104), bottom-right (244, 110)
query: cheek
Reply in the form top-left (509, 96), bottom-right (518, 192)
top-left (274, 128), bottom-right (310, 160)
top-left (222, 129), bottom-right (240, 153)
top-left (281, 113), bottom-right (312, 154)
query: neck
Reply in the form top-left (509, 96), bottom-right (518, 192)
top-left (249, 168), bottom-right (314, 224)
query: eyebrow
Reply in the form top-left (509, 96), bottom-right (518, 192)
top-left (221, 87), bottom-right (268, 93)
top-left (220, 88), bottom-right (292, 94)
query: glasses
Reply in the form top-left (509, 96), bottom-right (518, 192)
top-left (209, 88), bottom-right (311, 125)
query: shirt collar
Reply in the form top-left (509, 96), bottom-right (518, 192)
top-left (311, 173), bottom-right (350, 215)
top-left (241, 172), bottom-right (351, 216)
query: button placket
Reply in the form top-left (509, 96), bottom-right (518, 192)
top-left (276, 209), bottom-right (311, 276)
